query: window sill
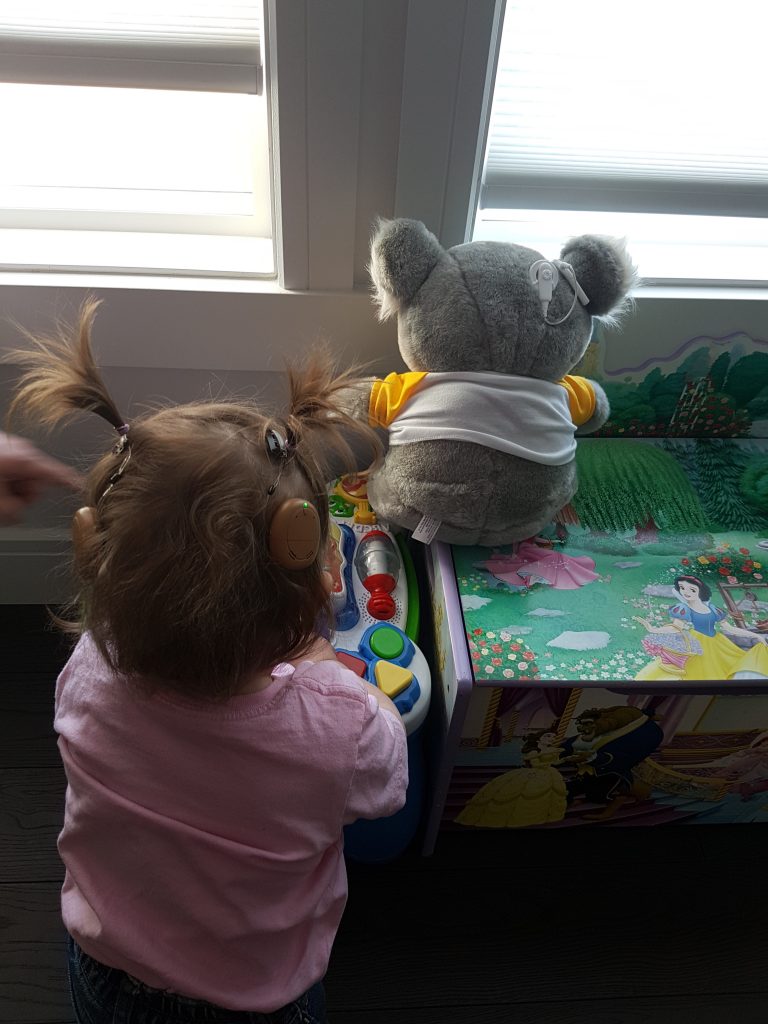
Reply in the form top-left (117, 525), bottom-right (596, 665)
top-left (0, 271), bottom-right (396, 372)
top-left (0, 228), bottom-right (275, 282)
top-left (1, 262), bottom-right (766, 304)
top-left (635, 283), bottom-right (768, 301)
top-left (0, 268), bottom-right (286, 294)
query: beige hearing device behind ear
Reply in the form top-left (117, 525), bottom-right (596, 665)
top-left (72, 506), bottom-right (97, 555)
top-left (70, 503), bottom-right (98, 577)
top-left (269, 498), bottom-right (322, 570)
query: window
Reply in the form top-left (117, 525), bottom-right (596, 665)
top-left (0, 2), bottom-right (271, 276)
top-left (474, 0), bottom-right (768, 285)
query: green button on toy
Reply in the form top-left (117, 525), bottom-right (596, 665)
top-left (370, 626), bottom-right (404, 660)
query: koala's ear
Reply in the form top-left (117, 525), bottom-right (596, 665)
top-left (559, 235), bottom-right (639, 318)
top-left (369, 218), bottom-right (444, 320)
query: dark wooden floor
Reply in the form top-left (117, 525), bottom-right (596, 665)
top-left (2, 605), bottom-right (767, 1024)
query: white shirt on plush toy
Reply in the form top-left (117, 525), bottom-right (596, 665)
top-left (369, 370), bottom-right (597, 466)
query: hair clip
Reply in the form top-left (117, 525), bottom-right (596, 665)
top-left (265, 428), bottom-right (289, 460)
top-left (113, 423), bottom-right (130, 455)
top-left (266, 428), bottom-right (292, 495)
top-left (97, 423), bottom-right (131, 502)
top-left (99, 448), bottom-right (132, 504)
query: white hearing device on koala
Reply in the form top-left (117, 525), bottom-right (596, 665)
top-left (529, 258), bottom-right (589, 325)
top-left (529, 259), bottom-right (558, 317)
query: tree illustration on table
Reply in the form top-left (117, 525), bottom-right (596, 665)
top-left (668, 376), bottom-right (750, 438)
top-left (692, 441), bottom-right (767, 531)
top-left (709, 351), bottom-right (731, 392)
top-left (573, 440), bottom-right (707, 537)
top-left (596, 371), bottom-right (681, 437)
top-left (723, 352), bottom-right (768, 408)
top-left (594, 346), bottom-right (768, 439)
top-left (740, 456), bottom-right (768, 512)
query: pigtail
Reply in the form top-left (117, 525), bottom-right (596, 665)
top-left (4, 298), bottom-right (126, 434)
top-left (283, 347), bottom-right (383, 484)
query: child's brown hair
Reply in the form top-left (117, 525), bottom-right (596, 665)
top-left (6, 300), bottom-right (380, 700)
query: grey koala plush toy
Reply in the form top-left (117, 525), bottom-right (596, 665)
top-left (344, 218), bottom-right (637, 546)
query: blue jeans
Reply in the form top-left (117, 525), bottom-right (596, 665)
top-left (67, 936), bottom-right (327, 1024)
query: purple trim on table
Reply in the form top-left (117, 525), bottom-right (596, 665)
top-left (604, 330), bottom-right (767, 377)
top-left (421, 542), bottom-right (475, 856)
top-left (440, 543), bottom-right (474, 681)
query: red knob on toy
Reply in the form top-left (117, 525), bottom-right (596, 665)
top-left (364, 574), bottom-right (397, 620)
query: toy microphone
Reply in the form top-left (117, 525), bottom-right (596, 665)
top-left (354, 530), bottom-right (400, 620)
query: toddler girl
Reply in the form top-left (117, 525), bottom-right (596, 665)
top-left (8, 301), bottom-right (407, 1024)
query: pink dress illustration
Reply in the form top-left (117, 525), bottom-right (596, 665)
top-left (481, 541), bottom-right (598, 591)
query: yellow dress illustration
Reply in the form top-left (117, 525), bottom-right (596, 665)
top-left (635, 627), bottom-right (768, 681)
top-left (456, 745), bottom-right (567, 829)
top-left (635, 577), bottom-right (768, 682)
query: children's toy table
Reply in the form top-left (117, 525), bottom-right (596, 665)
top-left (420, 337), bottom-right (768, 853)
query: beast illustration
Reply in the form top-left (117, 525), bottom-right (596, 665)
top-left (559, 706), bottom-right (663, 820)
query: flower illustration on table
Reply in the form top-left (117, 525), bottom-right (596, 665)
top-left (668, 548), bottom-right (765, 586)
top-left (467, 628), bottom-right (540, 680)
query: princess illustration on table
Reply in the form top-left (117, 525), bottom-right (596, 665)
top-left (480, 541), bottom-right (598, 591)
top-left (633, 575), bottom-right (768, 681)
top-left (455, 728), bottom-right (567, 829)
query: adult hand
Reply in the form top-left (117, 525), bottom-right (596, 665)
top-left (0, 432), bottom-right (83, 524)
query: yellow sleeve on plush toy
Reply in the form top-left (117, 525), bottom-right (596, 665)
top-left (559, 375), bottom-right (596, 426)
top-left (369, 371), bottom-right (429, 427)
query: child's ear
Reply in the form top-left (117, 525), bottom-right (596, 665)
top-left (369, 218), bottom-right (444, 320)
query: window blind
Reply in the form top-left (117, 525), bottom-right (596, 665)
top-left (0, 1), bottom-right (262, 93)
top-left (481, 0), bottom-right (767, 218)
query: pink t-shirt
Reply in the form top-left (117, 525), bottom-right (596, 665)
top-left (54, 634), bottom-right (407, 1012)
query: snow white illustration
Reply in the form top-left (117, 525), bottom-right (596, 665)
top-left (633, 575), bottom-right (768, 681)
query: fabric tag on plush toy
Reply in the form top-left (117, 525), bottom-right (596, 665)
top-left (412, 515), bottom-right (441, 544)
